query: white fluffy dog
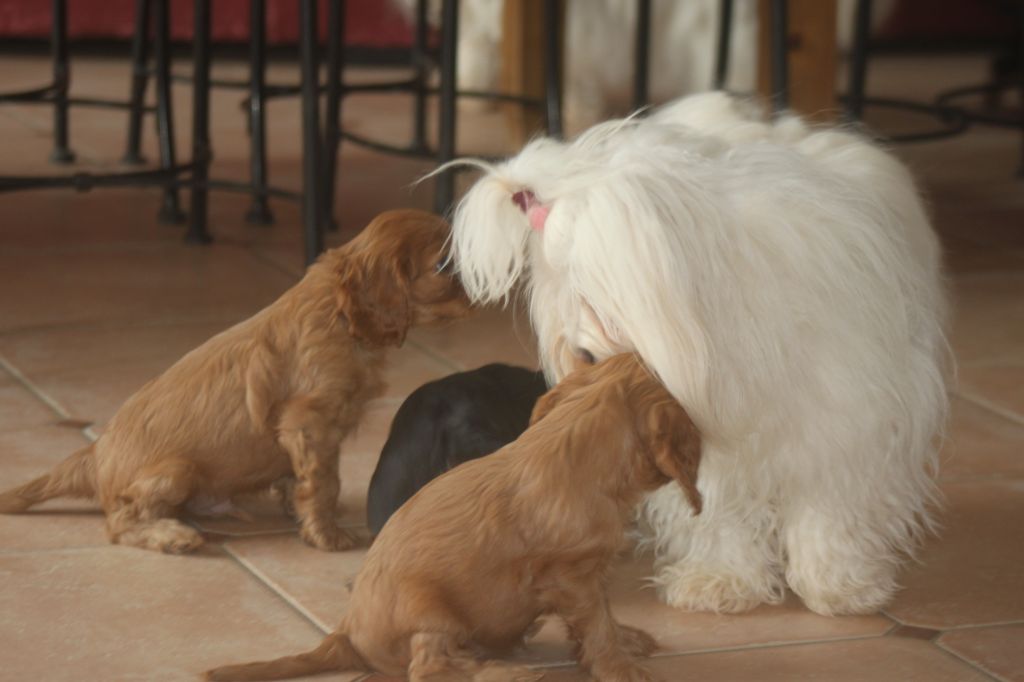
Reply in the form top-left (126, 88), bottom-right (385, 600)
top-left (448, 92), bottom-right (950, 616)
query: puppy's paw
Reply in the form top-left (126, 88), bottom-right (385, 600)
top-left (617, 625), bottom-right (658, 658)
top-left (474, 662), bottom-right (544, 682)
top-left (591, 660), bottom-right (658, 682)
top-left (300, 524), bottom-right (356, 552)
top-left (148, 520), bottom-right (205, 554)
top-left (656, 566), bottom-right (779, 614)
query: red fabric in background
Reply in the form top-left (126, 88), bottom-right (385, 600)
top-left (0, 0), bottom-right (417, 47)
top-left (880, 0), bottom-right (1016, 41)
top-left (0, 0), bottom-right (1012, 46)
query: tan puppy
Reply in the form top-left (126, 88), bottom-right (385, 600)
top-left (206, 354), bottom-right (703, 682)
top-left (0, 210), bottom-right (470, 554)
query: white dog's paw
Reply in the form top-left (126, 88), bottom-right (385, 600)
top-left (786, 564), bottom-right (897, 616)
top-left (654, 565), bottom-right (785, 614)
top-left (797, 589), bottom-right (891, 617)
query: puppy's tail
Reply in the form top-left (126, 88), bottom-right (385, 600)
top-left (0, 443), bottom-right (96, 513)
top-left (204, 632), bottom-right (363, 681)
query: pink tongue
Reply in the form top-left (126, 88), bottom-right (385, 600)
top-left (511, 189), bottom-right (549, 232)
top-left (527, 204), bottom-right (549, 232)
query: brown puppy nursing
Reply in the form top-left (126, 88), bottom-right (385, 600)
top-left (206, 354), bottom-right (703, 682)
top-left (0, 210), bottom-right (470, 553)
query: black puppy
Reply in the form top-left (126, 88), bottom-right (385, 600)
top-left (366, 364), bottom-right (548, 534)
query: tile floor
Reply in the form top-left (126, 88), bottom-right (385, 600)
top-left (0, 52), bottom-right (1022, 681)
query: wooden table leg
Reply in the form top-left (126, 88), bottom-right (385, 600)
top-left (757, 0), bottom-right (838, 122)
top-left (500, 0), bottom-right (556, 143)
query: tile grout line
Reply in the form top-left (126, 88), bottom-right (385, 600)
top-left (933, 640), bottom-right (1006, 682)
top-left (956, 390), bottom-right (1024, 429)
top-left (0, 354), bottom-right (98, 443)
top-left (246, 246), bottom-right (305, 282)
top-left (221, 543), bottom-right (335, 635)
top-left (645, 631), bottom-right (895, 660)
top-left (0, 354), bottom-right (72, 420)
top-left (406, 338), bottom-right (464, 373)
top-left (0, 544), bottom-right (111, 557)
top-left (528, 631), bottom-right (898, 670)
top-left (0, 310), bottom-right (252, 340)
top-left (941, 619), bottom-right (1024, 632)
top-left (1, 104), bottom-right (115, 165)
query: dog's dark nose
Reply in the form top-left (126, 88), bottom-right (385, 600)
top-left (512, 189), bottom-right (535, 213)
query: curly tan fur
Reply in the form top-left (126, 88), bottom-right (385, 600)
top-left (206, 354), bottom-right (702, 682)
top-left (0, 210), bottom-right (470, 553)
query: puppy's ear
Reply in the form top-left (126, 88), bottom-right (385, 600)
top-left (337, 256), bottom-right (412, 348)
top-left (645, 399), bottom-right (703, 514)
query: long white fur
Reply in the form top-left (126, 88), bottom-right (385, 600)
top-left (449, 92), bottom-right (950, 616)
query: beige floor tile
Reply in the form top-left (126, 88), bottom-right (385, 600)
top-left (886, 480), bottom-right (1024, 629)
top-left (0, 243), bottom-right (292, 333)
top-left (541, 637), bottom-right (989, 681)
top-left (0, 426), bottom-right (107, 551)
top-left (380, 344), bottom-right (456, 400)
top-left (958, 360), bottom-right (1024, 424)
top-left (0, 546), bottom-right (364, 681)
top-left (941, 235), bottom-right (1024, 276)
top-left (339, 430), bottom-right (391, 528)
top-left (0, 317), bottom-right (239, 377)
top-left (933, 200), bottom-right (1024, 247)
top-left (0, 318), bottom-right (248, 427)
top-left (940, 397), bottom-right (1024, 481)
top-left (341, 400), bottom-right (401, 459)
top-left (0, 181), bottom-right (315, 253)
top-left (949, 270), bottom-right (1024, 366)
top-left (0, 186), bottom-right (185, 248)
top-left (409, 304), bottom-right (540, 372)
top-left (223, 534), bottom-right (367, 632)
top-left (939, 624), bottom-right (1024, 682)
top-left (0, 368), bottom-right (58, 432)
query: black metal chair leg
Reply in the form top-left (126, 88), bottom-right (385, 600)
top-left (50, 0), bottom-right (75, 164)
top-left (845, 0), bottom-right (872, 122)
top-left (544, 0), bottom-right (563, 136)
top-left (246, 0), bottom-right (274, 225)
top-left (299, 0), bottom-right (324, 264)
top-left (434, 0), bottom-right (458, 215)
top-left (187, 0), bottom-right (213, 244)
top-left (123, 0), bottom-right (151, 165)
top-left (154, 0), bottom-right (185, 223)
top-left (411, 0), bottom-right (429, 151)
top-left (770, 0), bottom-right (789, 113)
top-left (633, 0), bottom-right (651, 110)
top-left (714, 0), bottom-right (734, 89)
top-left (322, 0), bottom-right (346, 232)
top-left (1017, 3), bottom-right (1024, 177)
